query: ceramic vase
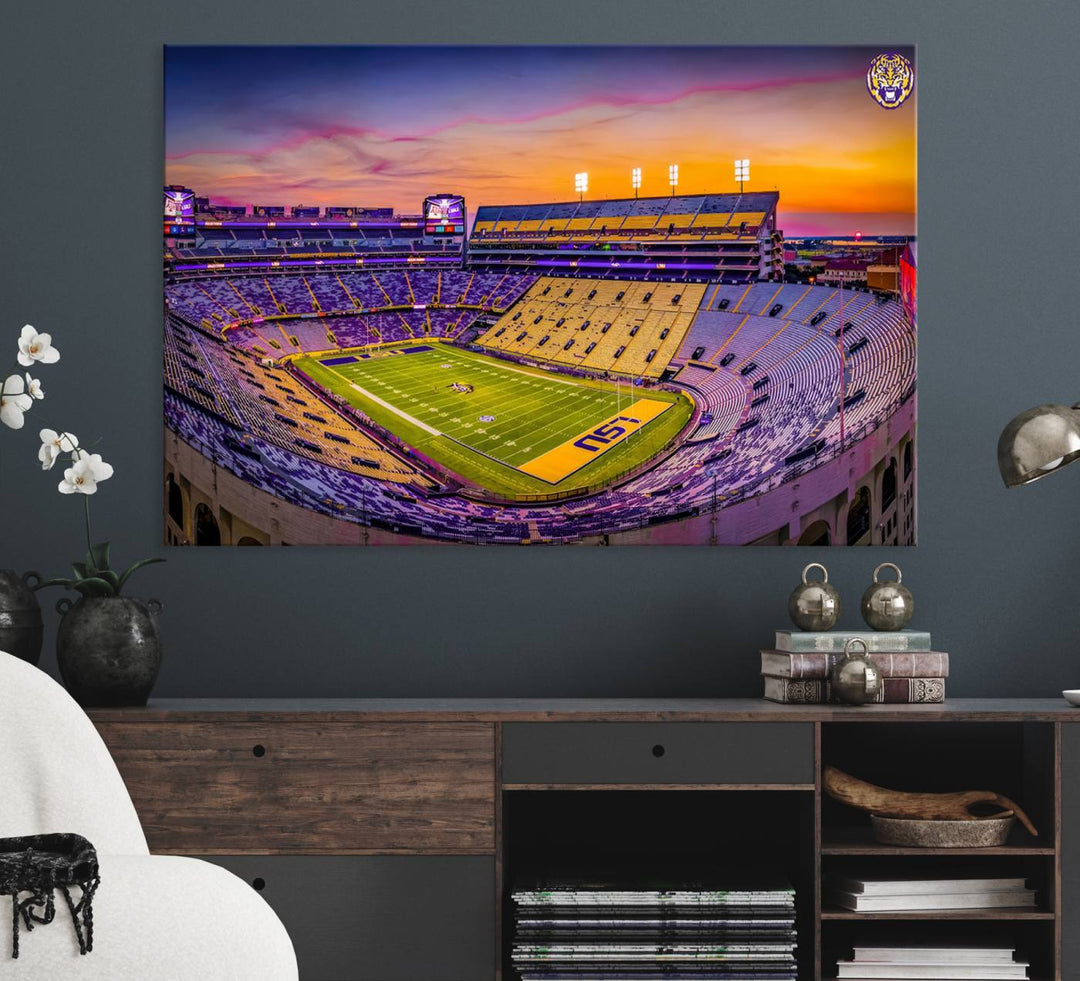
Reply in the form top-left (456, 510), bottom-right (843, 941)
top-left (55, 596), bottom-right (163, 706)
top-left (0, 569), bottom-right (44, 666)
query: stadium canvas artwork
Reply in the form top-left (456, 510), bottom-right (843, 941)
top-left (163, 45), bottom-right (916, 546)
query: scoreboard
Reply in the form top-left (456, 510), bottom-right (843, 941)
top-left (163, 185), bottom-right (195, 239)
top-left (423, 195), bottom-right (465, 235)
top-left (163, 185), bottom-right (194, 221)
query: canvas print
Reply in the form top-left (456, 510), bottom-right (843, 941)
top-left (163, 46), bottom-right (916, 546)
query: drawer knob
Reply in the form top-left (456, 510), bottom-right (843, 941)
top-left (252, 877), bottom-right (266, 891)
top-left (651, 744), bottom-right (666, 758)
top-left (252, 744), bottom-right (267, 758)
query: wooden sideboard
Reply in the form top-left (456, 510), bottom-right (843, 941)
top-left (89, 699), bottom-right (1080, 981)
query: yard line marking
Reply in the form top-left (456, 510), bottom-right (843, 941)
top-left (347, 382), bottom-right (441, 435)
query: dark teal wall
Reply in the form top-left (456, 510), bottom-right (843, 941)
top-left (3, 0), bottom-right (1079, 697)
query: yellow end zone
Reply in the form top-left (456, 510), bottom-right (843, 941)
top-left (517, 398), bottom-right (672, 484)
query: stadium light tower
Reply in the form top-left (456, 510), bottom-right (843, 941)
top-left (735, 158), bottom-right (750, 193)
top-left (668, 164), bottom-right (679, 197)
top-left (631, 167), bottom-right (642, 198)
top-left (574, 172), bottom-right (588, 202)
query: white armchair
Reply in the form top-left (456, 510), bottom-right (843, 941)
top-left (0, 650), bottom-right (298, 980)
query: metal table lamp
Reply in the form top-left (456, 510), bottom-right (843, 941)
top-left (998, 403), bottom-right (1080, 487)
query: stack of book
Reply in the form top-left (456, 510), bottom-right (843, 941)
top-left (510, 876), bottom-right (798, 980)
top-left (836, 945), bottom-right (1029, 979)
top-left (825, 874), bottom-right (1036, 912)
top-left (761, 629), bottom-right (948, 704)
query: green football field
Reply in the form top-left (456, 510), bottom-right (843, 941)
top-left (293, 343), bottom-right (693, 498)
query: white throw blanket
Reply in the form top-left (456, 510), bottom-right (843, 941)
top-left (0, 651), bottom-right (298, 980)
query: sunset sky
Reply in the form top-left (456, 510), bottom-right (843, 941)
top-left (165, 45), bottom-right (916, 237)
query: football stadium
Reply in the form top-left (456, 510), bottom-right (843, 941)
top-left (163, 188), bottom-right (917, 545)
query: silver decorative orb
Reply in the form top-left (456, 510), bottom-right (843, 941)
top-left (860, 562), bottom-right (914, 631)
top-left (788, 562), bottom-right (841, 631)
top-left (830, 638), bottom-right (884, 705)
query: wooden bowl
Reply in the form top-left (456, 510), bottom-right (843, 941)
top-left (870, 813), bottom-right (1016, 848)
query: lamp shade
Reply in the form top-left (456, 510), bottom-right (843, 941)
top-left (997, 403), bottom-right (1080, 487)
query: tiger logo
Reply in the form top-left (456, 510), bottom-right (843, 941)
top-left (866, 53), bottom-right (914, 110)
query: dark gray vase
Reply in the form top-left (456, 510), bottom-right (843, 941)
top-left (0, 569), bottom-right (44, 665)
top-left (55, 596), bottom-right (163, 707)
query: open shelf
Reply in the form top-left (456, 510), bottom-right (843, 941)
top-left (501, 788), bottom-right (814, 980)
top-left (820, 915), bottom-right (1056, 981)
top-left (817, 720), bottom-right (1059, 981)
top-left (820, 826), bottom-right (1054, 856)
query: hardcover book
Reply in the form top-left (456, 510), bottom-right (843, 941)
top-left (838, 964), bottom-right (1027, 980)
top-left (831, 876), bottom-right (1026, 896)
top-left (851, 947), bottom-right (1018, 963)
top-left (760, 650), bottom-right (948, 680)
top-left (839, 947), bottom-right (1027, 981)
top-left (825, 889), bottom-right (1035, 912)
top-left (762, 676), bottom-right (945, 704)
top-left (774, 630), bottom-right (931, 653)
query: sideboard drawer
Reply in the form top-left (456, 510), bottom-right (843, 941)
top-left (501, 722), bottom-right (813, 786)
top-left (207, 855), bottom-right (494, 981)
top-left (95, 722), bottom-right (495, 854)
top-left (208, 855), bottom-right (494, 981)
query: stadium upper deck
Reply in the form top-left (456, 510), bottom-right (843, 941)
top-left (467, 192), bottom-right (783, 283)
top-left (191, 217), bottom-right (428, 251)
top-left (165, 190), bottom-right (464, 255)
top-left (165, 193), bottom-right (465, 275)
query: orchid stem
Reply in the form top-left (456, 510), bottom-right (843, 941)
top-left (84, 494), bottom-right (93, 555)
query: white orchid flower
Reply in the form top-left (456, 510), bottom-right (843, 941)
top-left (0, 374), bottom-right (33, 430)
top-left (38, 429), bottom-right (79, 470)
top-left (24, 373), bottom-right (43, 400)
top-left (58, 449), bottom-right (114, 495)
top-left (17, 325), bottom-right (60, 367)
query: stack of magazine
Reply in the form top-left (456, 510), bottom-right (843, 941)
top-left (510, 876), bottom-right (797, 980)
top-left (836, 945), bottom-right (1029, 979)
